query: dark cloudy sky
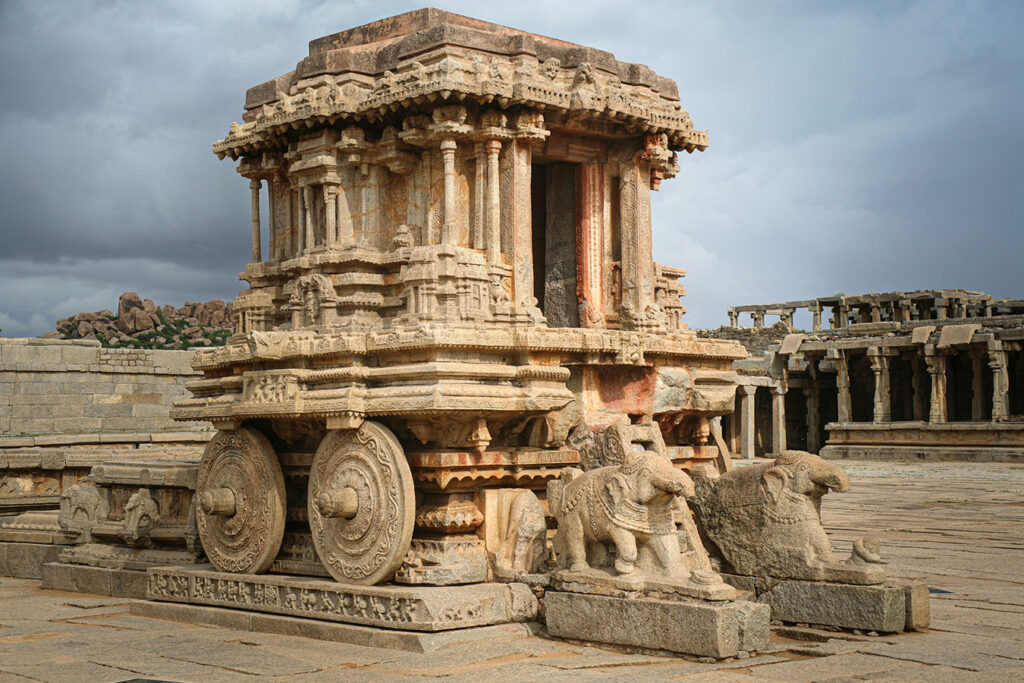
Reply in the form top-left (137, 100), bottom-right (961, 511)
top-left (1, 0), bottom-right (1021, 335)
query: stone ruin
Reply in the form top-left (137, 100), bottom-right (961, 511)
top-left (15, 9), bottom-right (930, 659)
top-left (714, 289), bottom-right (1024, 462)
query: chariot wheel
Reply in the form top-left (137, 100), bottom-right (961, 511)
top-left (195, 427), bottom-right (287, 574)
top-left (307, 421), bottom-right (415, 585)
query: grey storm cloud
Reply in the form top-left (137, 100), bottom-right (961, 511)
top-left (0, 0), bottom-right (1021, 336)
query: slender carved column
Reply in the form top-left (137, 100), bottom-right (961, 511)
top-left (267, 178), bottom-right (277, 260)
top-left (501, 138), bottom-right (534, 309)
top-left (868, 347), bottom-right (891, 423)
top-left (728, 309), bottom-right (738, 328)
top-left (806, 359), bottom-right (822, 452)
top-left (911, 351), bottom-right (926, 421)
top-left (835, 350), bottom-right (852, 422)
top-left (738, 384), bottom-right (756, 459)
top-left (440, 138), bottom-right (456, 246)
top-left (473, 143), bottom-right (486, 250)
top-left (485, 140), bottom-right (502, 265)
top-left (618, 150), bottom-right (654, 326)
top-left (337, 172), bottom-right (353, 244)
top-left (990, 342), bottom-right (1009, 421)
top-left (925, 346), bottom-right (948, 423)
top-left (323, 185), bottom-right (337, 247)
top-left (421, 150), bottom-right (435, 245)
top-left (249, 179), bottom-right (262, 263)
top-left (811, 304), bottom-right (822, 331)
top-left (577, 163), bottom-right (604, 325)
top-left (771, 385), bottom-right (787, 455)
top-left (971, 347), bottom-right (986, 421)
top-left (302, 186), bottom-right (314, 252)
top-left (362, 165), bottom-right (379, 246)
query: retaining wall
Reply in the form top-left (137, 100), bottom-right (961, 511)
top-left (0, 338), bottom-right (207, 436)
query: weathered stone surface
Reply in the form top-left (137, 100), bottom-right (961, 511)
top-left (145, 565), bottom-right (537, 632)
top-left (0, 541), bottom-right (63, 579)
top-left (42, 561), bottom-right (150, 598)
top-left (692, 451), bottom-right (884, 585)
top-left (395, 537), bottom-right (489, 586)
top-left (545, 591), bottom-right (768, 658)
top-left (763, 579), bottom-right (909, 633)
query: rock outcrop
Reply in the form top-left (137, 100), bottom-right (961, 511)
top-left (50, 292), bottom-right (233, 349)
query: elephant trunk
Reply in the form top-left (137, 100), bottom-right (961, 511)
top-left (818, 465), bottom-right (850, 493)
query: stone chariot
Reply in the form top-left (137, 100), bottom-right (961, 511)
top-left (171, 9), bottom-right (744, 591)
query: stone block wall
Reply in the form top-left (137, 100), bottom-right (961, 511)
top-left (0, 338), bottom-right (206, 436)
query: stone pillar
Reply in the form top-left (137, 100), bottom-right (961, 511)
top-left (934, 297), bottom-right (948, 320)
top-left (837, 305), bottom-right (849, 328)
top-left (868, 347), bottom-right (891, 423)
top-left (362, 165), bottom-right (379, 247)
top-left (752, 311), bottom-right (765, 329)
top-left (870, 304), bottom-right (881, 323)
top-left (485, 140), bottom-right (502, 265)
top-left (805, 359), bottom-right (821, 453)
top-left (421, 149), bottom-right (436, 245)
top-left (618, 149), bottom-right (655, 326)
top-left (501, 138), bottom-right (534, 309)
top-left (728, 309), bottom-right (738, 328)
top-left (323, 185), bottom-right (337, 247)
top-left (990, 343), bottom-right (1009, 421)
top-left (337, 174), bottom-right (353, 244)
top-left (771, 384), bottom-right (787, 455)
top-left (911, 352), bottom-right (926, 421)
top-left (302, 186), bottom-right (314, 252)
top-left (249, 179), bottom-right (262, 263)
top-left (440, 138), bottom-right (456, 246)
top-left (811, 304), bottom-right (822, 331)
top-left (473, 143), bottom-right (487, 250)
top-left (971, 348), bottom-right (986, 421)
top-left (835, 350), bottom-right (852, 422)
top-left (925, 347), bottom-right (948, 423)
top-left (577, 163), bottom-right (604, 324)
top-left (738, 384), bottom-right (756, 459)
top-left (781, 309), bottom-right (795, 330)
top-left (296, 186), bottom-right (306, 254)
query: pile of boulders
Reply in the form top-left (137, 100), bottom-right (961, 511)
top-left (48, 292), bottom-right (233, 349)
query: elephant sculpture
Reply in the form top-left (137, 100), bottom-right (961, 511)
top-left (691, 450), bottom-right (884, 584)
top-left (552, 450), bottom-right (695, 578)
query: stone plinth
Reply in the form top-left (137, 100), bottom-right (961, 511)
top-left (143, 565), bottom-right (537, 632)
top-left (544, 591), bottom-right (769, 659)
top-left (724, 574), bottom-right (930, 633)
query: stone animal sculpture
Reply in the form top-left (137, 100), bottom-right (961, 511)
top-left (691, 450), bottom-right (883, 584)
top-left (555, 450), bottom-right (694, 577)
top-left (120, 488), bottom-right (160, 547)
top-left (496, 490), bottom-right (547, 576)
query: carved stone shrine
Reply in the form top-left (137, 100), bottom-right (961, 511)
top-left (144, 8), bottom-right (843, 656)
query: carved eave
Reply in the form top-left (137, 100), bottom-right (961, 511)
top-left (213, 10), bottom-right (709, 160)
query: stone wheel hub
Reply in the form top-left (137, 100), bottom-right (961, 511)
top-left (195, 427), bottom-right (286, 574)
top-left (308, 421), bottom-right (415, 585)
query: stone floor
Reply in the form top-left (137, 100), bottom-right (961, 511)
top-left (1, 459), bottom-right (1022, 682)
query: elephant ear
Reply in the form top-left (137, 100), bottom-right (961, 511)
top-left (761, 467), bottom-right (787, 502)
top-left (606, 473), bottom-right (628, 508)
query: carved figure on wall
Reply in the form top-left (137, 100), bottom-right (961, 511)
top-left (552, 450), bottom-right (694, 577)
top-left (120, 487), bottom-right (160, 547)
top-left (495, 490), bottom-right (547, 576)
top-left (59, 483), bottom-right (108, 544)
top-left (691, 450), bottom-right (884, 584)
top-left (287, 273), bottom-right (337, 328)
